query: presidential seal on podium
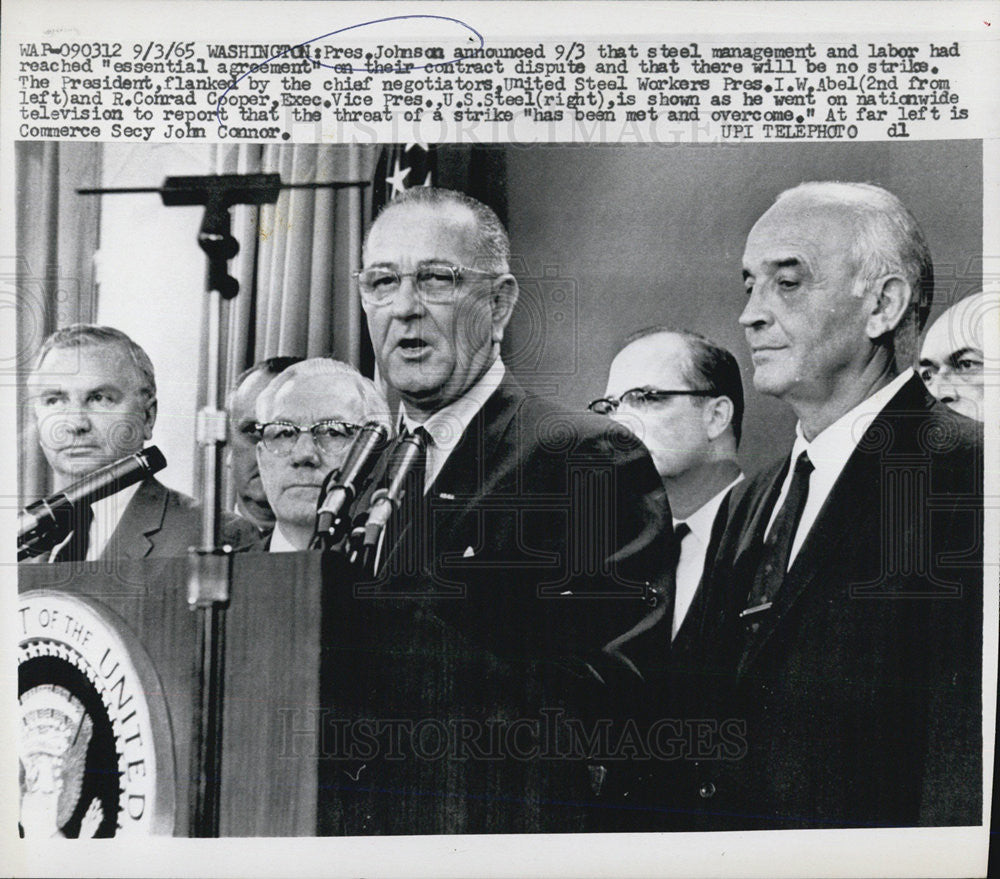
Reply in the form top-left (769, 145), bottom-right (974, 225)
top-left (18, 590), bottom-right (176, 837)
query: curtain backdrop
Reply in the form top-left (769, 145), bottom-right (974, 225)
top-left (16, 142), bottom-right (103, 505)
top-left (199, 143), bottom-right (377, 507)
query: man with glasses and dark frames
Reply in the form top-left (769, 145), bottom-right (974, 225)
top-left (594, 327), bottom-right (744, 645)
top-left (318, 186), bottom-right (675, 835)
top-left (253, 357), bottom-right (389, 551)
top-left (225, 355), bottom-right (304, 534)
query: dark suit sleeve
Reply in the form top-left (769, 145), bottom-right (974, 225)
top-left (430, 410), bottom-right (674, 684)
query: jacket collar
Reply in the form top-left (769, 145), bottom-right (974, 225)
top-left (736, 374), bottom-right (942, 677)
top-left (105, 476), bottom-right (168, 560)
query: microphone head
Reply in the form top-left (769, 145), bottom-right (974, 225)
top-left (141, 445), bottom-right (167, 473)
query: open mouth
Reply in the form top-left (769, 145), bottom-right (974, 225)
top-left (396, 337), bottom-right (431, 357)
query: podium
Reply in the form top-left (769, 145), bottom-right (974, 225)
top-left (18, 552), bottom-right (647, 836)
top-left (19, 553), bottom-right (324, 837)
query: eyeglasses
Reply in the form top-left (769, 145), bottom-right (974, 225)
top-left (588, 387), bottom-right (715, 415)
top-left (353, 263), bottom-right (499, 307)
top-left (255, 420), bottom-right (361, 456)
top-left (235, 420), bottom-right (263, 443)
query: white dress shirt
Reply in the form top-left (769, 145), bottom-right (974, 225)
top-left (766, 369), bottom-right (913, 568)
top-left (672, 474), bottom-right (744, 638)
top-left (400, 357), bottom-right (507, 493)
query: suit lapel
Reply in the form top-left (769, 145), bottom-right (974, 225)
top-left (380, 376), bottom-right (525, 572)
top-left (730, 459), bottom-right (788, 586)
top-left (735, 376), bottom-right (926, 678)
top-left (104, 477), bottom-right (167, 560)
top-left (673, 489), bottom-right (733, 651)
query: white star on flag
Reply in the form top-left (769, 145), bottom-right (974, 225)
top-left (385, 159), bottom-right (410, 197)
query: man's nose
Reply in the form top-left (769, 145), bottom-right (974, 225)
top-left (738, 284), bottom-right (771, 329)
top-left (288, 430), bottom-right (321, 465)
top-left (62, 406), bottom-right (93, 434)
top-left (933, 371), bottom-right (959, 404)
top-left (388, 274), bottom-right (426, 319)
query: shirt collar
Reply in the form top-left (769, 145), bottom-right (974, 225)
top-left (268, 523), bottom-right (302, 553)
top-left (400, 357), bottom-right (507, 451)
top-left (791, 368), bottom-right (913, 475)
top-left (87, 481), bottom-right (143, 559)
top-left (673, 473), bottom-right (744, 543)
top-left (90, 480), bottom-right (141, 520)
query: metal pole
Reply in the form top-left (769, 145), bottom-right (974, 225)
top-left (346, 145), bottom-right (363, 370)
top-left (186, 200), bottom-right (236, 837)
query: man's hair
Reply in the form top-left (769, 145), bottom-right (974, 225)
top-left (255, 357), bottom-right (391, 426)
top-left (233, 356), bottom-right (304, 392)
top-left (624, 326), bottom-right (745, 446)
top-left (367, 186), bottom-right (510, 273)
top-left (33, 324), bottom-right (156, 401)
top-left (775, 181), bottom-right (934, 337)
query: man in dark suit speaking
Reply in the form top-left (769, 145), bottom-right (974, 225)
top-left (672, 182), bottom-right (984, 830)
top-left (318, 187), bottom-right (675, 835)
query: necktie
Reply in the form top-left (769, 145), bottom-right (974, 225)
top-left (674, 520), bottom-right (691, 543)
top-left (55, 504), bottom-right (94, 563)
top-left (673, 521), bottom-right (691, 569)
top-left (670, 521), bottom-right (692, 639)
top-left (745, 451), bottom-right (814, 610)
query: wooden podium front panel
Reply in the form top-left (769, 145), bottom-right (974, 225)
top-left (222, 551), bottom-right (322, 836)
top-left (19, 559), bottom-right (197, 836)
top-left (19, 553), bottom-right (325, 837)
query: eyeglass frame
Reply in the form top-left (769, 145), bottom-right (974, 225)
top-left (588, 387), bottom-right (717, 415)
top-left (254, 419), bottom-right (362, 456)
top-left (353, 263), bottom-right (501, 307)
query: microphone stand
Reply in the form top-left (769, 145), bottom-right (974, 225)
top-left (78, 173), bottom-right (369, 837)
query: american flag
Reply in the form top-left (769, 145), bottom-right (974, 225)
top-left (371, 143), bottom-right (437, 213)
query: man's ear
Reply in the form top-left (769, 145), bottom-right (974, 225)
top-left (490, 275), bottom-right (520, 344)
top-left (866, 275), bottom-right (912, 339)
top-left (142, 397), bottom-right (157, 442)
top-left (703, 395), bottom-right (734, 442)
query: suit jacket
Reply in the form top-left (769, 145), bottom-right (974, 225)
top-left (317, 375), bottom-right (675, 835)
top-left (671, 489), bottom-right (734, 657)
top-left (28, 476), bottom-right (258, 561)
top-left (661, 375), bottom-right (983, 830)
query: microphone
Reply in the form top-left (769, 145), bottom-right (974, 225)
top-left (312, 421), bottom-right (390, 550)
top-left (18, 446), bottom-right (167, 560)
top-left (361, 430), bottom-right (428, 556)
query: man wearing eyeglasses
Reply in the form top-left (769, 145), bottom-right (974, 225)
top-left (226, 355), bottom-right (303, 533)
top-left (320, 187), bottom-right (674, 835)
top-left (595, 328), bottom-right (744, 644)
top-left (254, 357), bottom-right (389, 551)
top-left (919, 289), bottom-right (996, 423)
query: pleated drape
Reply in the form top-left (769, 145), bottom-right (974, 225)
top-left (195, 143), bottom-right (377, 508)
top-left (16, 142), bottom-right (103, 505)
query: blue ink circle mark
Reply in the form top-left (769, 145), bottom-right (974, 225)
top-left (215, 15), bottom-right (485, 126)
